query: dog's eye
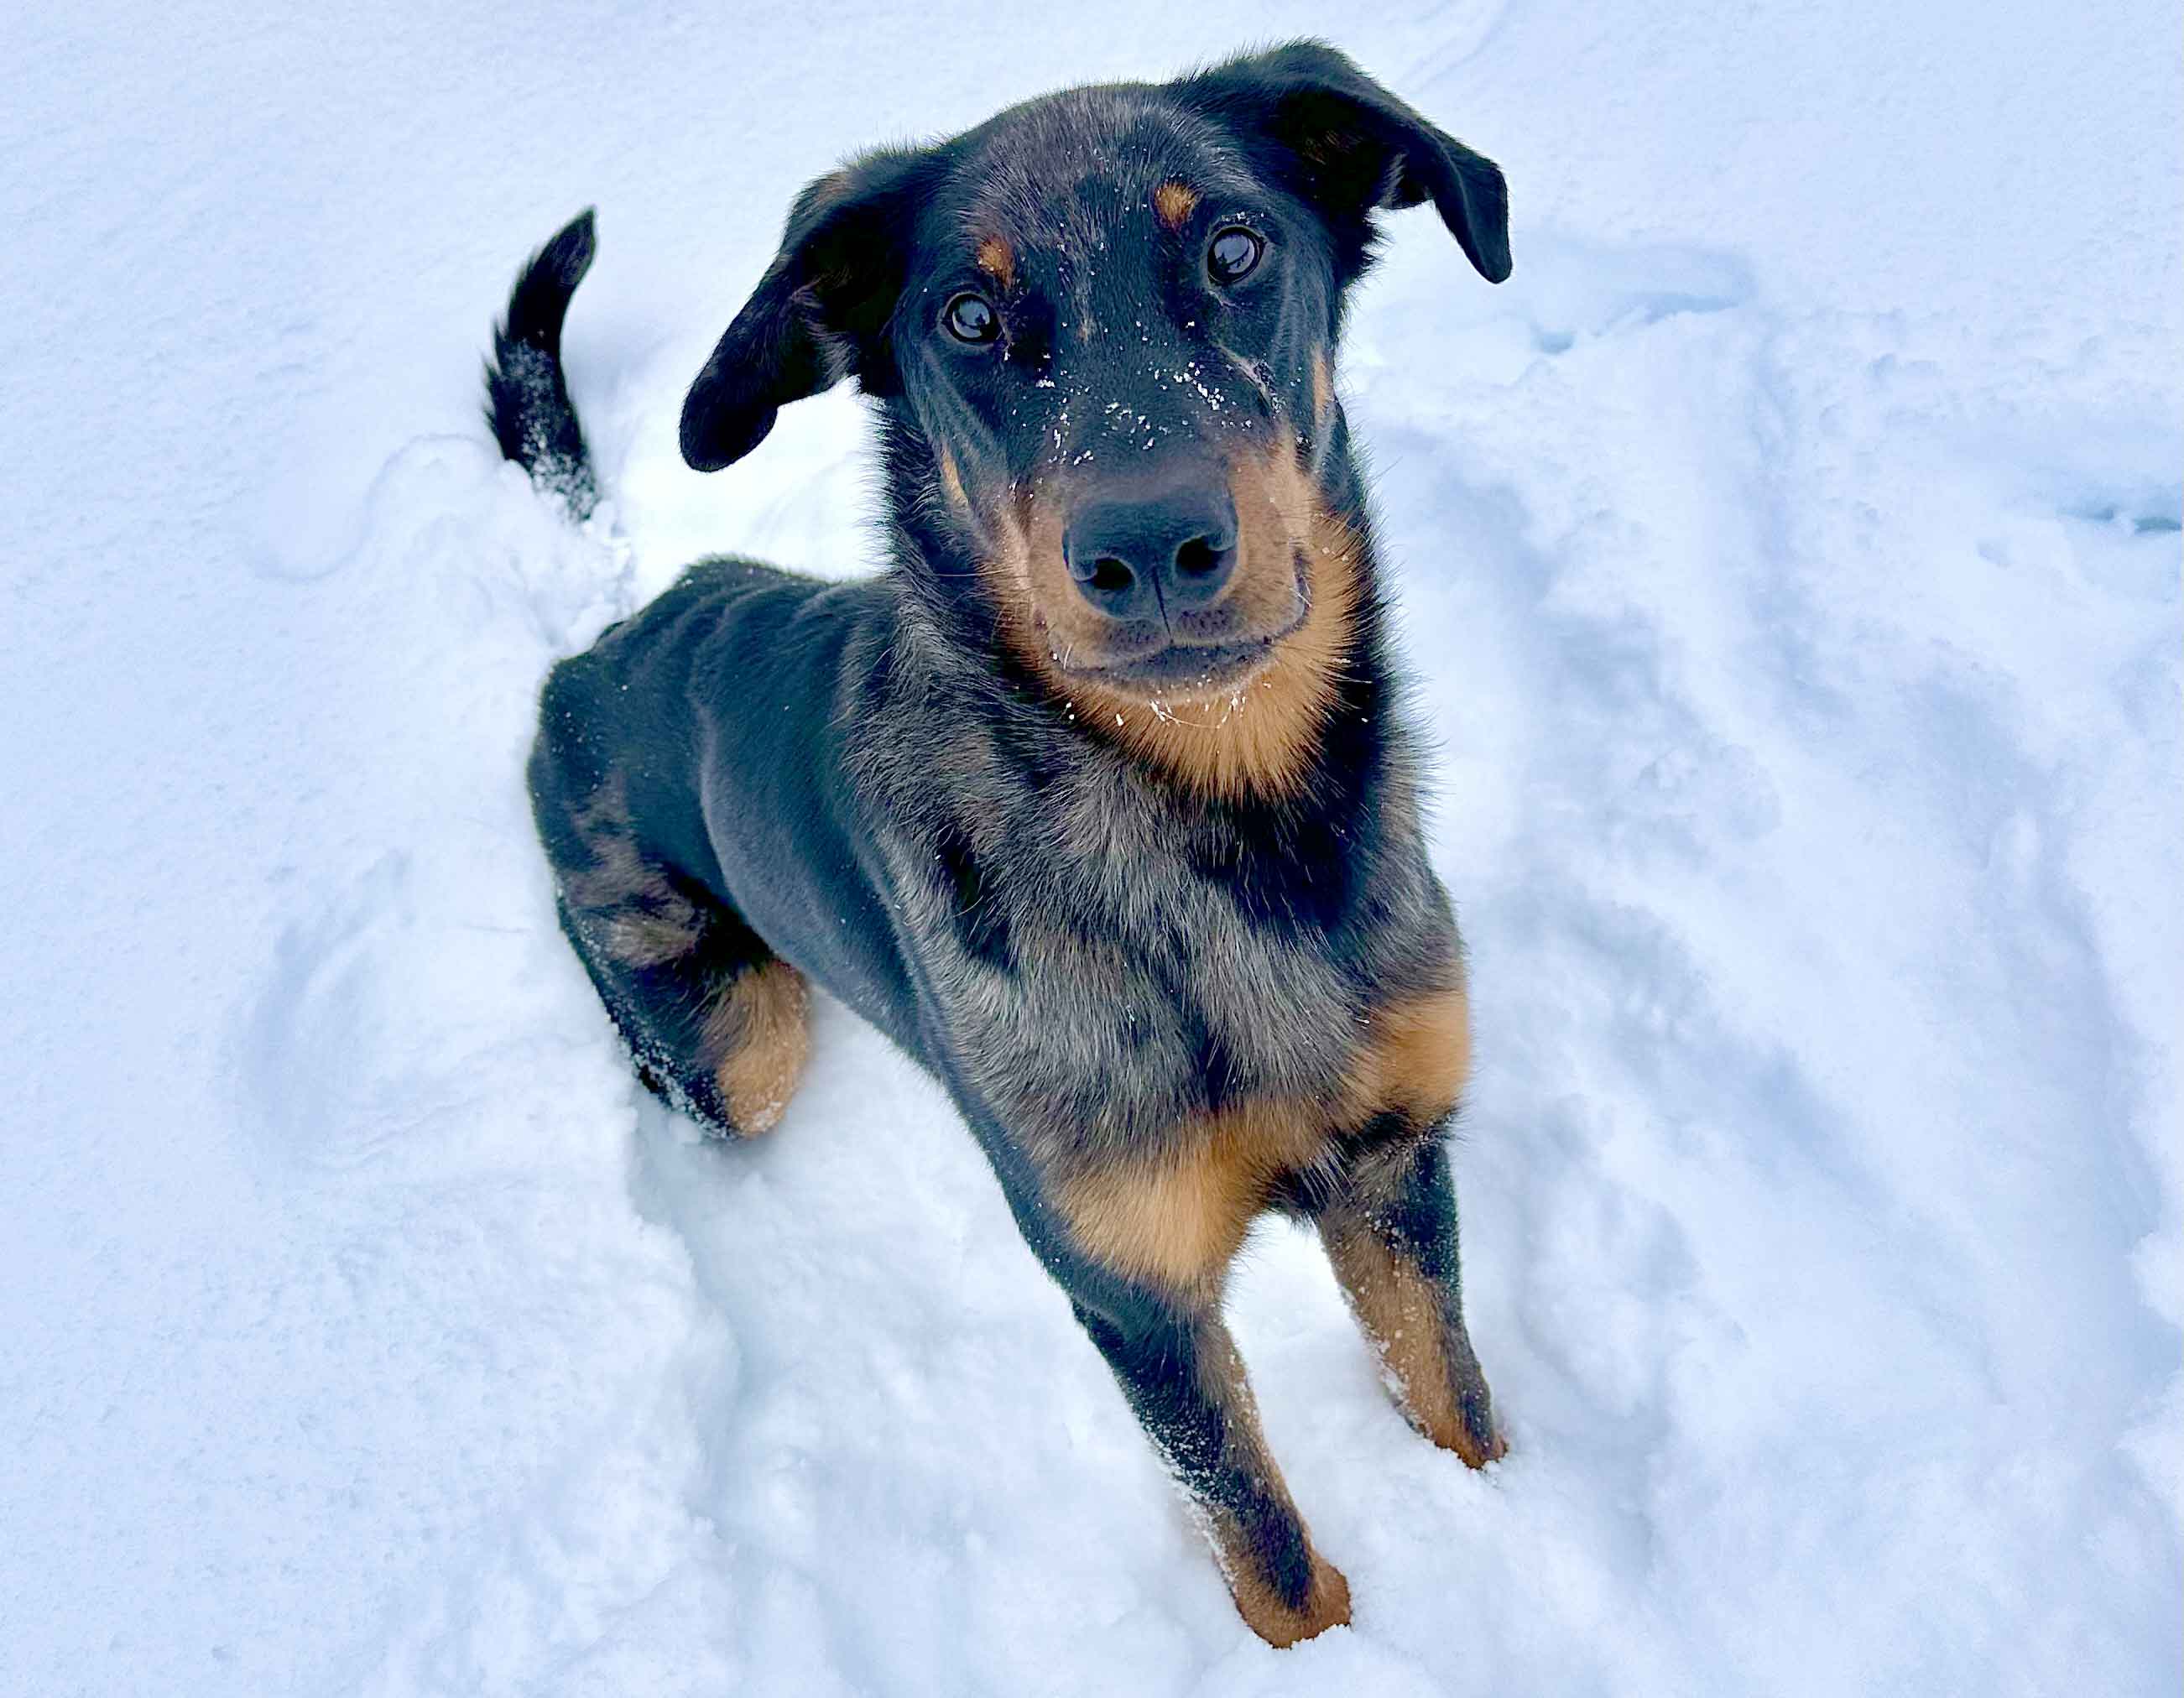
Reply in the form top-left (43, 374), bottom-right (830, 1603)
top-left (942, 292), bottom-right (1000, 345)
top-left (1207, 227), bottom-right (1264, 286)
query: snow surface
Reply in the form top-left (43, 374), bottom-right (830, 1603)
top-left (3, 3), bottom-right (2178, 1694)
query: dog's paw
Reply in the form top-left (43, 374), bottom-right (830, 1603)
top-left (1429, 1376), bottom-right (1508, 1470)
top-left (1233, 1554), bottom-right (1352, 1649)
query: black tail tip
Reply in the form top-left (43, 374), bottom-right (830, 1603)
top-left (486, 206), bottom-right (602, 520)
top-left (536, 206), bottom-right (598, 297)
top-left (503, 207), bottom-right (598, 357)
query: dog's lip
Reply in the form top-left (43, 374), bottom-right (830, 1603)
top-left (1032, 548), bottom-right (1312, 697)
top-left (1052, 577), bottom-right (1311, 696)
top-left (1068, 635), bottom-right (1284, 693)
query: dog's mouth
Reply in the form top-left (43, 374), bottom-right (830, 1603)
top-left (1040, 547), bottom-right (1311, 701)
top-left (1035, 543), bottom-right (1301, 694)
top-left (1074, 634), bottom-right (1283, 695)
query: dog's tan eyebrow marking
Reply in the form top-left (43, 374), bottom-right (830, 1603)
top-left (1154, 180), bottom-right (1199, 230)
top-left (974, 234), bottom-right (1014, 289)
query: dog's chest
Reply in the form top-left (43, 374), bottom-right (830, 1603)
top-left (990, 893), bottom-right (1358, 1154)
top-left (899, 779), bottom-right (1441, 1160)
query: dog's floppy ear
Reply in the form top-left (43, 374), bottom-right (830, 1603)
top-left (1177, 41), bottom-right (1510, 284)
top-left (680, 148), bottom-right (937, 472)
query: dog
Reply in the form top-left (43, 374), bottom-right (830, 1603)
top-left (489, 40), bottom-right (1511, 1647)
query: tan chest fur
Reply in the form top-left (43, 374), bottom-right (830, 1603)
top-left (1054, 982), bottom-right (1470, 1297)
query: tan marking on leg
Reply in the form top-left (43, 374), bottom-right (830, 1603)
top-left (974, 234), bottom-right (1014, 289)
top-left (700, 959), bottom-right (811, 1134)
top-left (1191, 1322), bottom-right (1352, 1646)
top-left (1328, 971), bottom-right (1500, 1464)
top-left (1223, 1534), bottom-right (1353, 1648)
top-left (1154, 180), bottom-right (1200, 230)
top-left (1053, 1101), bottom-right (1326, 1297)
top-left (1322, 1220), bottom-right (1504, 1468)
top-left (1342, 982), bottom-right (1472, 1126)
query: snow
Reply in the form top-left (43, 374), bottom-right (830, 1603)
top-left (3, 3), bottom-right (2177, 1694)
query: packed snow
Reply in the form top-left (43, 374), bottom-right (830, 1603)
top-left (3, 3), bottom-right (2177, 1694)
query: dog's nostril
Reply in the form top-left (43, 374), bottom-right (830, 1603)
top-left (1063, 479), bottom-right (1235, 619)
top-left (1174, 535), bottom-right (1224, 576)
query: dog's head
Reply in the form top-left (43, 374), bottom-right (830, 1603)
top-left (680, 42), bottom-right (1508, 784)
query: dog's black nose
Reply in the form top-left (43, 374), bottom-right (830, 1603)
top-left (1063, 482), bottom-right (1238, 621)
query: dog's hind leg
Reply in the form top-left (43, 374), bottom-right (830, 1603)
top-left (534, 764), bottom-right (810, 1137)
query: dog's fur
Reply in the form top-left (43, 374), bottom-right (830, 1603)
top-left (491, 42), bottom-right (1510, 1646)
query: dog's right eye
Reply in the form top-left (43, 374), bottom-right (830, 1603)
top-left (942, 293), bottom-right (1000, 345)
top-left (1207, 227), bottom-right (1265, 287)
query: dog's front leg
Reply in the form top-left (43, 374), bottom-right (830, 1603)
top-left (1069, 1290), bottom-right (1351, 1647)
top-left (1318, 1133), bottom-right (1504, 1468)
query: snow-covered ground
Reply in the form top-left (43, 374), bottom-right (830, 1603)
top-left (4, 3), bottom-right (2177, 1693)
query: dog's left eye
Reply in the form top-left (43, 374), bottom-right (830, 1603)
top-left (1207, 227), bottom-right (1264, 286)
top-left (943, 292), bottom-right (1001, 345)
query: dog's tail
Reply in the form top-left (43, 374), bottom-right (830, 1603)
top-left (484, 207), bottom-right (600, 520)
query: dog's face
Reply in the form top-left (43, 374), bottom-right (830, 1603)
top-left (680, 43), bottom-right (1508, 716)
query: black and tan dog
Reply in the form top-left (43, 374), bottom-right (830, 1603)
top-left (490, 41), bottom-right (1511, 1647)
